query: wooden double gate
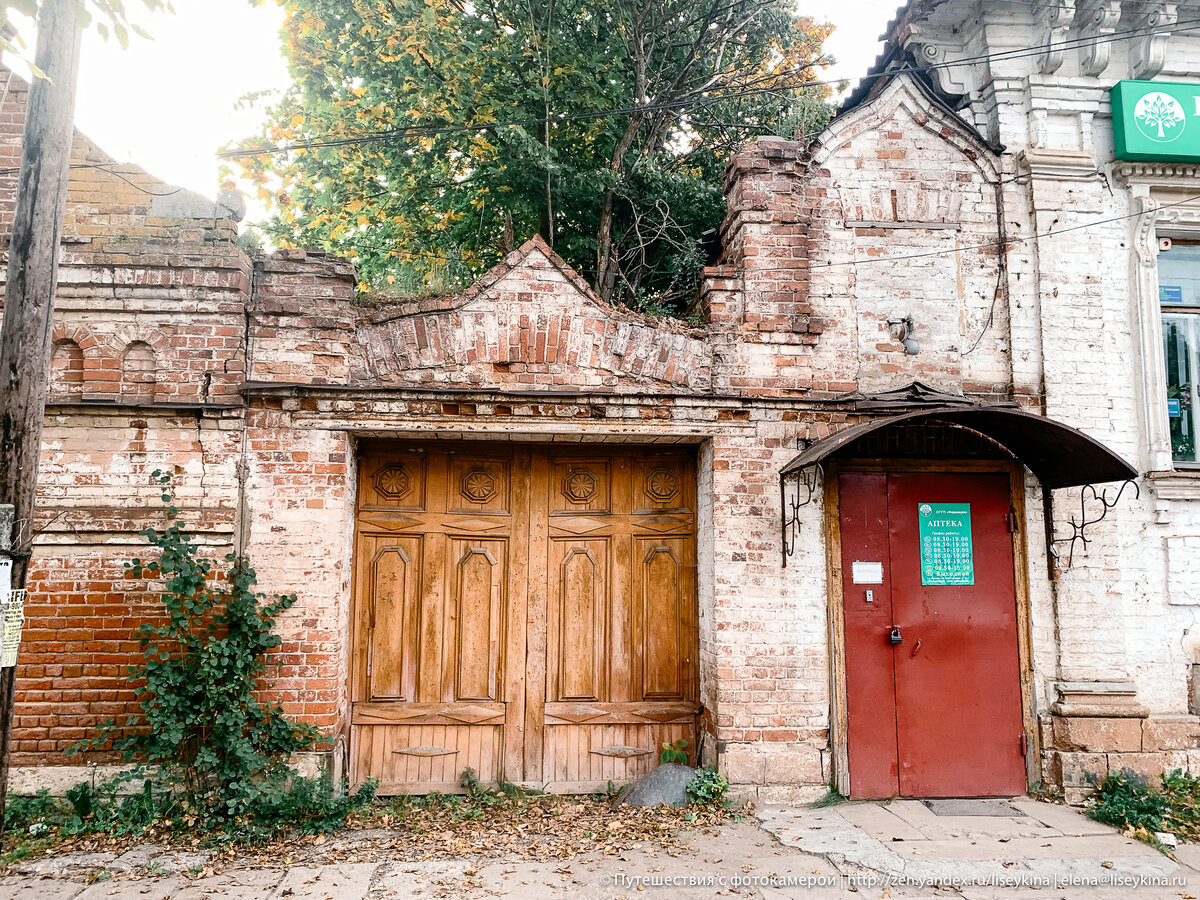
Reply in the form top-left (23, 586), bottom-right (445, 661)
top-left (350, 442), bottom-right (699, 793)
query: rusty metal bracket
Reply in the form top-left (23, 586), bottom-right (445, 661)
top-left (1049, 479), bottom-right (1139, 573)
top-left (781, 464), bottom-right (822, 568)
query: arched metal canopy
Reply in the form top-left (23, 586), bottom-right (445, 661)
top-left (780, 406), bottom-right (1137, 489)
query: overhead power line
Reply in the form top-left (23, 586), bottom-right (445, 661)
top-left (813, 194), bottom-right (1200, 270)
top-left (0, 162), bottom-right (183, 196)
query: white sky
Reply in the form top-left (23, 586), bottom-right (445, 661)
top-left (62, 0), bottom-right (902, 214)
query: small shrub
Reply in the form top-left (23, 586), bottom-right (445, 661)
top-left (1087, 771), bottom-right (1170, 835)
top-left (660, 739), bottom-right (688, 765)
top-left (227, 776), bottom-right (377, 841)
top-left (78, 472), bottom-right (322, 820)
top-left (461, 768), bottom-right (503, 807)
top-left (1158, 768), bottom-right (1200, 841)
top-left (4, 789), bottom-right (58, 833)
top-left (60, 472), bottom-right (372, 843)
top-left (686, 768), bottom-right (728, 805)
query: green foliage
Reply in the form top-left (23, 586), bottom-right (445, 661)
top-left (660, 739), bottom-right (688, 765)
top-left (3, 788), bottom-right (56, 834)
top-left (768, 86), bottom-right (838, 142)
top-left (685, 767), bottom-right (728, 805)
top-left (75, 470), bottom-right (321, 823)
top-left (59, 471), bottom-right (374, 843)
top-left (807, 788), bottom-right (847, 809)
top-left (461, 768), bottom-right (505, 808)
top-left (1087, 771), bottom-right (1172, 839)
top-left (225, 777), bottom-right (378, 841)
top-left (232, 0), bottom-right (834, 312)
top-left (1028, 780), bottom-right (1065, 804)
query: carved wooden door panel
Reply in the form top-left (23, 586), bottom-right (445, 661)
top-left (351, 446), bottom-right (530, 794)
top-left (351, 444), bottom-right (697, 793)
top-left (535, 450), bottom-right (699, 792)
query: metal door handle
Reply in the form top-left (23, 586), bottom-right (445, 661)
top-left (910, 640), bottom-right (922, 658)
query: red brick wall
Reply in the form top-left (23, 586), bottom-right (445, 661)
top-left (14, 553), bottom-right (149, 762)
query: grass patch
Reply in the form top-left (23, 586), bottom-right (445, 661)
top-left (3, 769), bottom-right (736, 871)
top-left (807, 788), bottom-right (846, 809)
top-left (1087, 768), bottom-right (1200, 847)
top-left (2, 774), bottom-right (376, 867)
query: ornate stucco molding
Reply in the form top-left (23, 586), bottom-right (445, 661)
top-left (1076, 0), bottom-right (1122, 76)
top-left (1132, 195), bottom-right (1174, 474)
top-left (1128, 2), bottom-right (1179, 80)
top-left (1113, 161), bottom-right (1200, 186)
top-left (1017, 148), bottom-right (1099, 180)
top-left (1037, 0), bottom-right (1076, 75)
top-left (908, 38), bottom-right (977, 99)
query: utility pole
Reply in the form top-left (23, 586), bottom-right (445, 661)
top-left (0, 0), bottom-right (82, 844)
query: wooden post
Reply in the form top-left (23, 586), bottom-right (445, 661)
top-left (0, 0), bottom-right (83, 846)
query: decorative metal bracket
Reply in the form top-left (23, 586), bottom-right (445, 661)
top-left (1048, 479), bottom-right (1139, 573)
top-left (780, 464), bottom-right (822, 568)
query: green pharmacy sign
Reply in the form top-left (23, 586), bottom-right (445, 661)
top-left (917, 502), bottom-right (974, 587)
top-left (1112, 80), bottom-right (1200, 163)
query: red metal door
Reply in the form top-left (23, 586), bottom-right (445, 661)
top-left (840, 471), bottom-right (1026, 798)
top-left (839, 473), bottom-right (900, 798)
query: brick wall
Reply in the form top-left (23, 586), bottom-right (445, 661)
top-left (4, 17), bottom-right (1197, 802)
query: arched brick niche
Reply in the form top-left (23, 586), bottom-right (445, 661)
top-left (49, 339), bottom-right (84, 397)
top-left (120, 341), bottom-right (157, 403)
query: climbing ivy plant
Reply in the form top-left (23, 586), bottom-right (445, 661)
top-left (79, 471), bottom-right (327, 827)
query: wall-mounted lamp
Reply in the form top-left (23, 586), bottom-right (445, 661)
top-left (888, 316), bottom-right (921, 356)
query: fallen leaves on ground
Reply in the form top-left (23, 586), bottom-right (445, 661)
top-left (6, 793), bottom-right (736, 876)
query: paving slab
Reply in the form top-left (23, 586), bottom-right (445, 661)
top-left (1008, 798), bottom-right (1113, 835)
top-left (0, 875), bottom-right (86, 899)
top-left (369, 861), bottom-right (473, 898)
top-left (758, 800), bottom-right (1185, 895)
top-left (77, 877), bottom-right (182, 899)
top-left (12, 853), bottom-right (118, 878)
top-left (1174, 841), bottom-right (1200, 869)
top-left (108, 846), bottom-right (164, 874)
top-left (838, 802), bottom-right (927, 842)
top-left (272, 864), bottom-right (377, 899)
top-left (920, 799), bottom-right (1026, 817)
top-left (369, 821), bottom-right (849, 899)
top-left (3, 805), bottom-right (1198, 900)
top-left (887, 833), bottom-right (1158, 861)
top-left (880, 800), bottom-right (1059, 840)
top-left (172, 867), bottom-right (285, 899)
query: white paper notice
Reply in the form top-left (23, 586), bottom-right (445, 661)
top-left (851, 561), bottom-right (884, 585)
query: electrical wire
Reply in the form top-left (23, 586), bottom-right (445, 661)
top-left (814, 194), bottom-right (1200, 270)
top-left (0, 162), bottom-right (184, 197)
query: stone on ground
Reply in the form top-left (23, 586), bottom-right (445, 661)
top-left (611, 763), bottom-right (695, 808)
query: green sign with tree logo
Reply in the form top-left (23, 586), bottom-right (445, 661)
top-left (918, 502), bottom-right (974, 586)
top-left (1112, 80), bottom-right (1200, 163)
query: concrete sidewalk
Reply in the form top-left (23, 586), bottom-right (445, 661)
top-left (1, 799), bottom-right (1197, 899)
